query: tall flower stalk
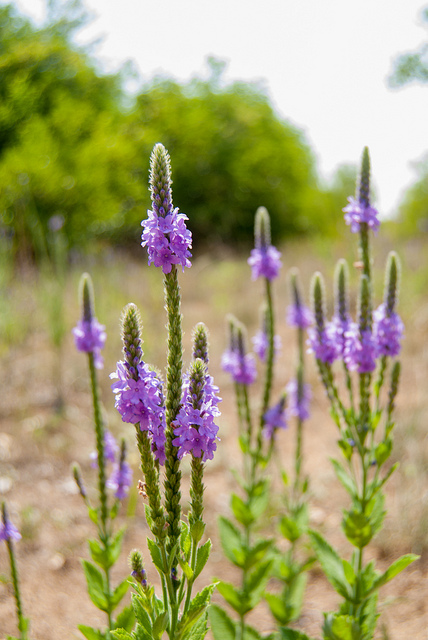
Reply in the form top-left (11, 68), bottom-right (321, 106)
top-left (111, 143), bottom-right (219, 640)
top-left (72, 273), bottom-right (134, 639)
top-left (297, 148), bottom-right (418, 640)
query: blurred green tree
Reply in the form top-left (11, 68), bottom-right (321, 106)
top-left (389, 6), bottom-right (428, 87)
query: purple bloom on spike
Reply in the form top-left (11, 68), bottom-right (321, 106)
top-left (286, 303), bottom-right (313, 329)
top-left (248, 245), bottom-right (282, 281)
top-left (287, 378), bottom-right (311, 421)
top-left (141, 209), bottom-right (192, 274)
top-left (343, 197), bottom-right (380, 235)
top-left (252, 329), bottom-right (282, 362)
top-left (307, 324), bottom-right (339, 364)
top-left (72, 318), bottom-right (106, 369)
top-left (344, 324), bottom-right (377, 373)
top-left (110, 361), bottom-right (166, 464)
top-left (329, 315), bottom-right (353, 358)
top-left (223, 350), bottom-right (257, 385)
top-left (107, 459), bottom-right (133, 500)
top-left (263, 397), bottom-right (288, 439)
top-left (0, 516), bottom-right (21, 542)
top-left (90, 430), bottom-right (119, 468)
top-left (373, 304), bottom-right (404, 357)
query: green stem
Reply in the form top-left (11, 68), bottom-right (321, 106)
top-left (88, 351), bottom-right (108, 534)
top-left (6, 537), bottom-right (26, 640)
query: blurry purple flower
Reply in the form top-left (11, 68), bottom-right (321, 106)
top-left (286, 303), bottom-right (313, 329)
top-left (329, 315), bottom-right (353, 358)
top-left (252, 329), bottom-right (282, 362)
top-left (90, 430), bottom-right (119, 468)
top-left (107, 459), bottom-right (133, 500)
top-left (287, 378), bottom-right (311, 421)
top-left (373, 304), bottom-right (404, 357)
top-left (263, 397), bottom-right (288, 439)
top-left (72, 318), bottom-right (106, 369)
top-left (307, 324), bottom-right (339, 365)
top-left (343, 197), bottom-right (380, 235)
top-left (344, 324), bottom-right (377, 373)
top-left (0, 516), bottom-right (21, 543)
top-left (248, 245), bottom-right (282, 281)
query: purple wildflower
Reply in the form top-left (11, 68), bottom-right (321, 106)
top-left (110, 360), bottom-right (166, 465)
top-left (286, 303), bottom-right (313, 329)
top-left (373, 304), bottom-right (404, 357)
top-left (263, 397), bottom-right (288, 439)
top-left (343, 196), bottom-right (380, 235)
top-left (329, 315), bottom-right (353, 358)
top-left (172, 368), bottom-right (221, 462)
top-left (107, 459), bottom-right (133, 500)
top-left (307, 324), bottom-right (339, 365)
top-left (222, 349), bottom-right (257, 385)
top-left (344, 324), bottom-right (378, 373)
top-left (287, 378), bottom-right (311, 421)
top-left (248, 245), bottom-right (282, 281)
top-left (72, 318), bottom-right (106, 369)
top-left (0, 515), bottom-right (21, 543)
top-left (132, 568), bottom-right (147, 586)
top-left (252, 329), bottom-right (282, 362)
top-left (90, 430), bottom-right (119, 468)
top-left (141, 209), bottom-right (192, 274)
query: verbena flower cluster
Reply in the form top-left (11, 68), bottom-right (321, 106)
top-left (72, 318), bottom-right (106, 369)
top-left (252, 328), bottom-right (282, 362)
top-left (286, 303), bottom-right (313, 329)
top-left (172, 370), bottom-right (221, 461)
top-left (263, 396), bottom-right (288, 439)
top-left (248, 244), bottom-right (282, 281)
top-left (287, 378), bottom-right (311, 422)
top-left (343, 196), bottom-right (380, 234)
top-left (222, 347), bottom-right (257, 385)
top-left (0, 514), bottom-right (21, 542)
top-left (110, 360), bottom-right (167, 464)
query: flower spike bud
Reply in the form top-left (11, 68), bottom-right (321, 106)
top-left (287, 268), bottom-right (313, 329)
top-left (384, 251), bottom-right (401, 315)
top-left (310, 272), bottom-right (327, 332)
top-left (358, 274), bottom-right (372, 332)
top-left (121, 303), bottom-right (144, 379)
top-left (80, 272), bottom-right (95, 323)
top-left (387, 361), bottom-right (401, 419)
top-left (192, 323), bottom-right (209, 364)
top-left (72, 463), bottom-right (87, 500)
top-left (149, 143), bottom-right (173, 218)
top-left (334, 259), bottom-right (350, 322)
top-left (129, 549), bottom-right (148, 586)
top-left (357, 146), bottom-right (371, 208)
top-left (254, 206), bottom-right (271, 250)
top-left (0, 502), bottom-right (21, 542)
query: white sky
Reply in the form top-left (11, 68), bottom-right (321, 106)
top-left (6, 0), bottom-right (428, 216)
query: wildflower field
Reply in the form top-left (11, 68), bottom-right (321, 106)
top-left (0, 148), bottom-right (427, 640)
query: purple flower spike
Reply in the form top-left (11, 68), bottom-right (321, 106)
top-left (286, 303), bottom-right (313, 329)
top-left (287, 378), bottom-right (311, 421)
top-left (248, 245), bottom-right (282, 281)
top-left (222, 349), bottom-right (257, 385)
top-left (307, 324), bottom-right (339, 365)
top-left (343, 196), bottom-right (380, 235)
top-left (329, 315), bottom-right (353, 358)
top-left (72, 318), bottom-right (106, 369)
top-left (252, 329), bottom-right (282, 362)
top-left (107, 459), bottom-right (133, 500)
top-left (344, 324), bottom-right (377, 373)
top-left (263, 397), bottom-right (288, 439)
top-left (90, 430), bottom-right (119, 468)
top-left (373, 304), bottom-right (404, 357)
top-left (0, 515), bottom-right (21, 543)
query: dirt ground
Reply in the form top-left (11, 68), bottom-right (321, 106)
top-left (0, 244), bottom-right (427, 639)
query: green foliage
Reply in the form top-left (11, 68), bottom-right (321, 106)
top-left (389, 8), bottom-right (428, 87)
top-left (396, 155), bottom-right (428, 236)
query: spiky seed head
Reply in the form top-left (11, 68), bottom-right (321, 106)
top-left (357, 146), bottom-right (371, 208)
top-left (121, 303), bottom-right (143, 374)
top-left (78, 273), bottom-right (95, 323)
top-left (334, 259), bottom-right (349, 321)
top-left (384, 251), bottom-right (401, 315)
top-left (358, 274), bottom-right (372, 332)
top-left (149, 143), bottom-right (173, 217)
top-left (310, 272), bottom-right (326, 331)
top-left (254, 206), bottom-right (271, 250)
top-left (192, 323), bottom-right (209, 363)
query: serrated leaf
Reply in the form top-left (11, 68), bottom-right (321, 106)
top-left (322, 613), bottom-right (360, 640)
top-left (231, 493), bottom-right (254, 526)
top-left (111, 579), bottom-right (129, 609)
top-left (113, 605), bottom-right (135, 632)
top-left (247, 560), bottom-right (273, 606)
top-left (144, 503), bottom-right (154, 531)
top-left (342, 510), bottom-right (373, 549)
top-left (147, 537), bottom-right (165, 573)
top-left (194, 539), bottom-right (212, 579)
top-left (245, 539), bottom-right (273, 570)
top-left (368, 554), bottom-right (419, 594)
top-left (152, 611), bottom-right (168, 639)
top-left (78, 625), bottom-right (105, 640)
top-left (82, 560), bottom-right (109, 611)
top-left (134, 622), bottom-right (155, 640)
top-left (181, 521), bottom-right (191, 557)
top-left (110, 630), bottom-right (132, 640)
top-left (176, 584), bottom-right (217, 639)
top-left (88, 538), bottom-right (109, 569)
top-left (279, 516), bottom-right (300, 543)
top-left (308, 531), bottom-right (352, 601)
top-left (190, 520), bottom-right (205, 544)
top-left (209, 604), bottom-right (235, 640)
top-left (217, 580), bottom-right (250, 615)
top-left (179, 557), bottom-right (194, 582)
top-left (131, 593), bottom-right (153, 634)
top-left (218, 517), bottom-right (246, 568)
top-left (278, 629), bottom-right (315, 640)
top-left (265, 593), bottom-right (292, 626)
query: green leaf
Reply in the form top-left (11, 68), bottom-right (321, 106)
top-left (110, 630), bottom-right (133, 640)
top-left (231, 493), bottom-right (254, 526)
top-left (184, 612), bottom-right (209, 640)
top-left (245, 539), bottom-right (273, 570)
top-left (88, 538), bottom-right (109, 570)
top-left (88, 507), bottom-right (99, 526)
top-left (278, 629), bottom-right (315, 640)
top-left (217, 580), bottom-right (250, 615)
top-left (368, 554), bottom-right (419, 594)
top-left (209, 604), bottom-right (236, 640)
top-left (308, 531), bottom-right (352, 601)
top-left (111, 578), bottom-right (129, 609)
top-left (78, 625), bottom-right (105, 640)
top-left (331, 459), bottom-right (356, 497)
top-left (181, 521), bottom-right (191, 557)
top-left (113, 605), bottom-right (135, 632)
top-left (81, 560), bottom-right (109, 611)
top-left (152, 611), bottom-right (169, 640)
top-left (190, 520), bottom-right (206, 544)
top-left (247, 560), bottom-right (273, 606)
top-left (218, 517), bottom-right (246, 568)
top-left (179, 557), bottom-right (194, 582)
top-left (338, 439), bottom-right (353, 461)
top-left (144, 503), bottom-right (154, 531)
top-left (176, 584), bottom-right (217, 639)
top-left (109, 527), bottom-right (127, 567)
top-left (279, 515), bottom-right (300, 543)
top-left (194, 539), bottom-right (212, 579)
top-left (322, 613), bottom-right (360, 640)
top-left (342, 560), bottom-right (356, 586)
top-left (342, 511), bottom-right (373, 549)
top-left (147, 537), bottom-right (165, 573)
top-left (265, 593), bottom-right (292, 626)
top-left (374, 439), bottom-right (392, 466)
top-left (131, 593), bottom-right (153, 634)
